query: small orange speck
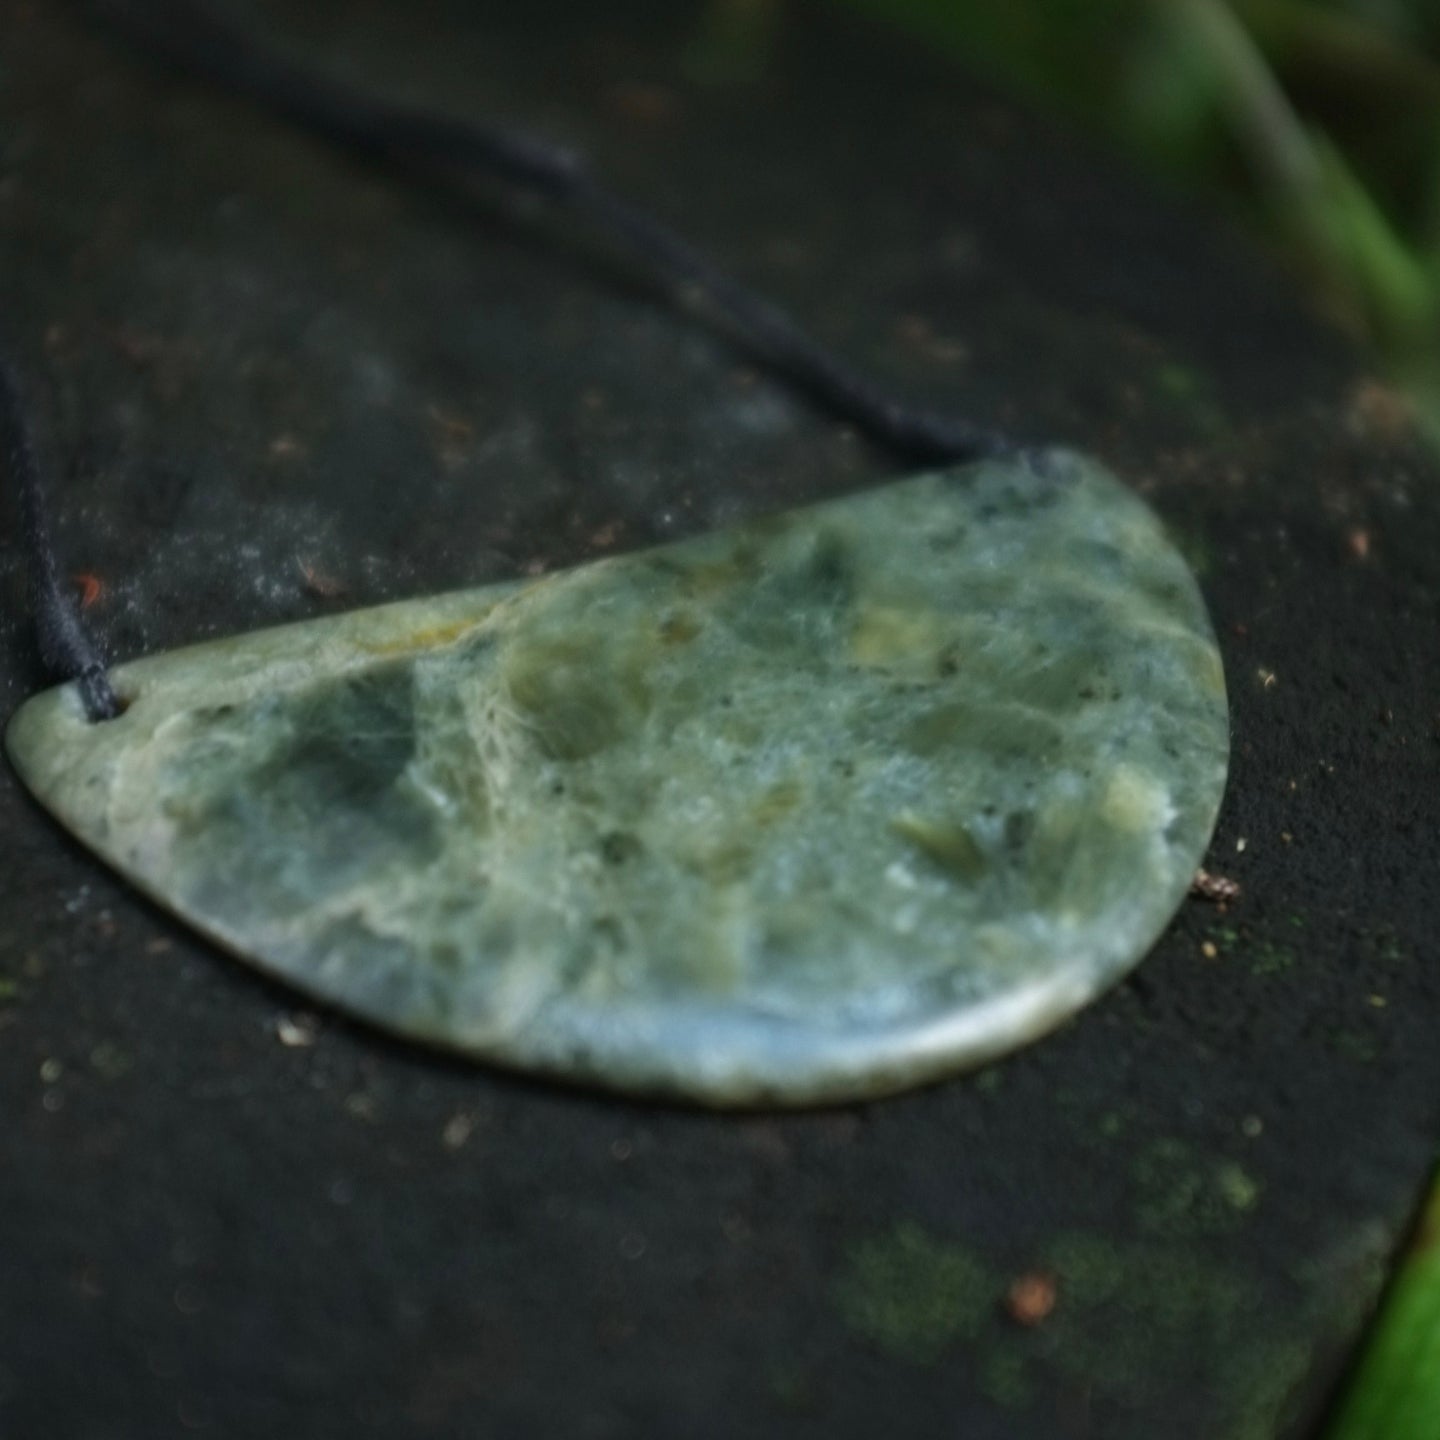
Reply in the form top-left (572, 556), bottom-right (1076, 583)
top-left (1006, 1272), bottom-right (1057, 1326)
top-left (73, 573), bottom-right (104, 609)
top-left (1347, 529), bottom-right (1371, 561)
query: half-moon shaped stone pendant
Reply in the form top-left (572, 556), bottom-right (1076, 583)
top-left (7, 452), bottom-right (1228, 1106)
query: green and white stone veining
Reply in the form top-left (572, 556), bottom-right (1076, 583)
top-left (6, 452), bottom-right (1228, 1105)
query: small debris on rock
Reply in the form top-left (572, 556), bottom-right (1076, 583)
top-left (275, 1013), bottom-right (319, 1048)
top-left (344, 1091), bottom-right (379, 1122)
top-left (72, 572), bottom-right (104, 609)
top-left (296, 559), bottom-right (346, 599)
top-left (1201, 940), bottom-right (1219, 959)
top-left (1005, 1271), bottom-right (1057, 1326)
top-left (442, 1112), bottom-right (474, 1150)
top-left (1346, 528), bottom-right (1372, 561)
top-left (1191, 869), bottom-right (1241, 903)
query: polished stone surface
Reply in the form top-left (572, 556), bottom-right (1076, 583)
top-left (7, 452), bottom-right (1227, 1104)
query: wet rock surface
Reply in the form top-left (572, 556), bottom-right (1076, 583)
top-left (1, 2), bottom-right (1437, 1437)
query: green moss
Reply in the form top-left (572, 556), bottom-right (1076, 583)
top-left (832, 1221), bottom-right (998, 1364)
top-left (1207, 923), bottom-right (1241, 954)
top-left (1040, 1233), bottom-right (1256, 1405)
top-left (827, 1223), bottom-right (1309, 1434)
top-left (1157, 362), bottom-right (1204, 400)
top-left (1329, 1027), bottom-right (1381, 1064)
top-left (1216, 1162), bottom-right (1262, 1214)
top-left (1203, 919), bottom-right (1302, 978)
top-left (1133, 1140), bottom-right (1260, 1237)
top-left (1250, 941), bottom-right (1296, 977)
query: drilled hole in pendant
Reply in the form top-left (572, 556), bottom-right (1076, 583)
top-left (80, 684), bottom-right (132, 723)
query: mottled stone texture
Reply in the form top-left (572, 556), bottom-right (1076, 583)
top-left (8, 455), bottom-right (1228, 1102)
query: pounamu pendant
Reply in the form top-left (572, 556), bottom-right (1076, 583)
top-left (7, 452), bottom-right (1228, 1106)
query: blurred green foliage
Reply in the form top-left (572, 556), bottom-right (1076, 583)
top-left (1324, 1181), bottom-right (1440, 1440)
top-left (837, 0), bottom-right (1440, 441)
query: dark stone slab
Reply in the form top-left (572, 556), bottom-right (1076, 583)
top-left (1, 2), bottom-right (1436, 1437)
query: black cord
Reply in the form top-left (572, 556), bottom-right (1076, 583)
top-left (0, 361), bottom-right (121, 722)
top-left (85, 0), bottom-right (1014, 465)
top-left (8, 0), bottom-right (1016, 719)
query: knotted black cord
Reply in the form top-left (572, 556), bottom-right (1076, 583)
top-left (8, 0), bottom-right (1016, 721)
top-left (0, 361), bottom-right (121, 721)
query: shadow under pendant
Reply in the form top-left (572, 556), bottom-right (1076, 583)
top-left (7, 450), bottom-right (1228, 1106)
